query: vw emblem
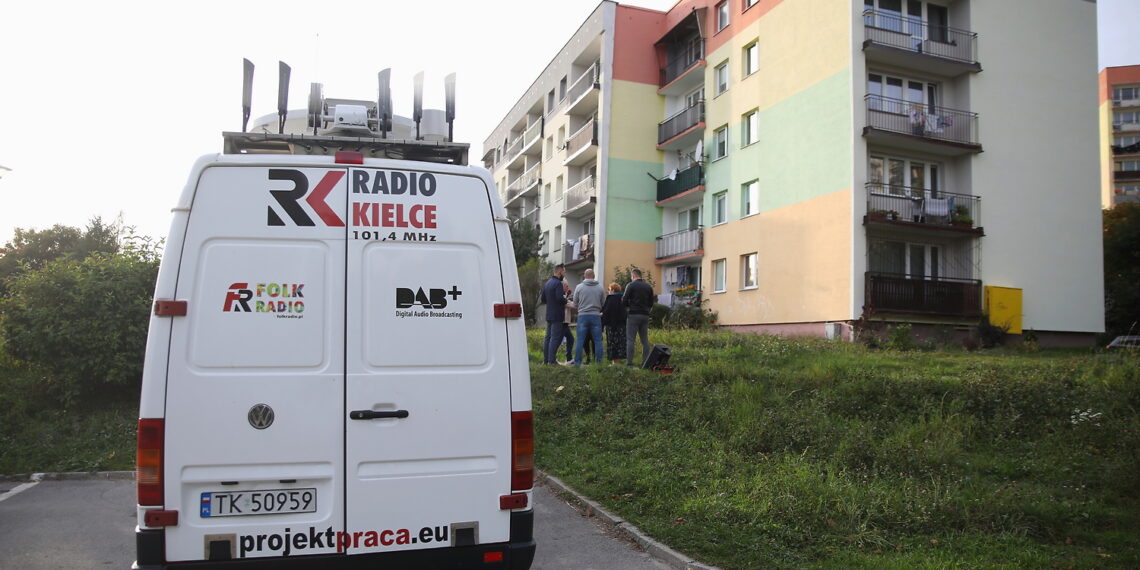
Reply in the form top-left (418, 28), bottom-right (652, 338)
top-left (247, 403), bottom-right (275, 430)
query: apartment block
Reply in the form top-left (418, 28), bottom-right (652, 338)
top-left (483, 0), bottom-right (1103, 344)
top-left (1102, 65), bottom-right (1140, 206)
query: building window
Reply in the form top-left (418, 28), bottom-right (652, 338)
top-left (713, 126), bottom-right (728, 160)
top-left (869, 239), bottom-right (943, 280)
top-left (741, 110), bottom-right (759, 146)
top-left (1115, 135), bottom-right (1140, 148)
top-left (545, 136), bottom-right (554, 160)
top-left (546, 89), bottom-right (555, 113)
top-left (742, 180), bottom-right (759, 216)
top-left (678, 206), bottom-right (701, 230)
top-left (559, 76), bottom-right (568, 101)
top-left (713, 191), bottom-right (727, 225)
top-left (556, 175), bottom-right (564, 201)
top-left (715, 61), bottom-right (729, 95)
top-left (542, 231), bottom-right (551, 255)
top-left (712, 259), bottom-right (727, 292)
top-left (686, 87), bottom-right (704, 109)
top-left (1114, 86), bottom-right (1140, 104)
top-left (716, 1), bottom-right (730, 32)
top-left (557, 126), bottom-right (566, 149)
top-left (554, 225), bottom-right (562, 251)
top-left (1114, 110), bottom-right (1140, 127)
top-left (1117, 160), bottom-right (1140, 172)
top-left (1116, 184), bottom-right (1140, 196)
top-left (868, 155), bottom-right (940, 196)
top-left (543, 183), bottom-right (552, 207)
top-left (741, 253), bottom-right (757, 289)
top-left (743, 41), bottom-right (759, 77)
top-left (868, 72), bottom-right (938, 113)
top-left (744, 0), bottom-right (759, 9)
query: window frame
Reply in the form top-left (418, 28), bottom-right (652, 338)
top-left (743, 40), bottom-right (759, 77)
top-left (716, 1), bottom-right (730, 32)
top-left (713, 191), bottom-right (728, 225)
top-left (741, 180), bottom-right (759, 217)
top-left (713, 126), bottom-right (729, 160)
top-left (714, 61), bottom-right (730, 95)
top-left (712, 258), bottom-right (727, 293)
top-left (741, 253), bottom-right (758, 290)
top-left (741, 109), bottom-right (759, 147)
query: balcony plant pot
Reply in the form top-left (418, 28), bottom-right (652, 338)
top-left (867, 210), bottom-right (888, 221)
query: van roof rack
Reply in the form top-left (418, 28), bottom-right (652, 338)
top-left (222, 131), bottom-right (469, 165)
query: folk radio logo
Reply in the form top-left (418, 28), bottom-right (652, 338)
top-left (224, 282), bottom-right (306, 319)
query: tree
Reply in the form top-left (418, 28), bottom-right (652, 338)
top-left (509, 219), bottom-right (544, 267)
top-left (0, 217), bottom-right (122, 295)
top-left (612, 264), bottom-right (656, 290)
top-left (1104, 203), bottom-right (1140, 336)
top-left (1, 233), bottom-right (160, 404)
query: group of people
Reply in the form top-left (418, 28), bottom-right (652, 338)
top-left (542, 264), bottom-right (655, 367)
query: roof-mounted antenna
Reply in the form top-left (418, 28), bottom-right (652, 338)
top-left (241, 59), bottom-right (255, 133)
top-left (444, 73), bottom-right (456, 143)
top-left (377, 69), bottom-right (392, 139)
top-left (307, 82), bottom-right (323, 135)
top-left (413, 71), bottom-right (424, 140)
top-left (277, 61), bottom-right (291, 134)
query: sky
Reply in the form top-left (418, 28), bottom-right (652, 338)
top-left (0, 0), bottom-right (1137, 244)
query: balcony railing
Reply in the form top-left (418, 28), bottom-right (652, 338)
top-left (865, 272), bottom-right (981, 317)
top-left (564, 176), bottom-right (596, 213)
top-left (658, 102), bottom-right (704, 145)
top-left (521, 207), bottom-right (539, 228)
top-left (566, 63), bottom-right (600, 104)
top-left (563, 233), bottom-right (595, 265)
top-left (506, 163), bottom-right (541, 196)
top-left (661, 43), bottom-right (704, 86)
top-left (502, 135), bottom-right (523, 163)
top-left (566, 121), bottom-right (598, 156)
top-left (657, 164), bottom-right (703, 202)
top-left (863, 10), bottom-right (977, 65)
top-left (656, 227), bottom-right (703, 260)
top-left (865, 95), bottom-right (978, 147)
top-left (865, 184), bottom-right (981, 231)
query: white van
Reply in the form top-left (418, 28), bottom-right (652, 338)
top-left (134, 67), bottom-right (535, 569)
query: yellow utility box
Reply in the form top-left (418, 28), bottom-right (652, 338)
top-left (984, 286), bottom-right (1023, 334)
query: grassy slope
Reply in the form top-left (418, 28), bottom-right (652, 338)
top-left (530, 329), bottom-right (1140, 569)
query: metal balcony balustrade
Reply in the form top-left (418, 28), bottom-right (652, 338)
top-left (506, 163), bottom-right (540, 195)
top-left (864, 183), bottom-right (981, 231)
top-left (656, 227), bottom-right (703, 260)
top-left (566, 63), bottom-right (600, 104)
top-left (657, 164), bottom-right (703, 202)
top-left (661, 42), bottom-right (704, 86)
top-left (658, 102), bottom-right (704, 145)
top-left (563, 176), bottom-right (596, 213)
top-left (863, 10), bottom-right (978, 66)
top-left (865, 272), bottom-right (981, 317)
top-left (566, 121), bottom-right (598, 156)
top-left (865, 95), bottom-right (978, 147)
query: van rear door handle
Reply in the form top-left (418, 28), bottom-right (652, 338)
top-left (349, 410), bottom-right (409, 420)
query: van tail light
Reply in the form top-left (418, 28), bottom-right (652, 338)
top-left (511, 411), bottom-right (534, 491)
top-left (137, 419), bottom-right (164, 506)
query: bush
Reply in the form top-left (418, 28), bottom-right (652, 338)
top-left (1, 236), bottom-right (160, 404)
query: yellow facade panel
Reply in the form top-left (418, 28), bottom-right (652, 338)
top-left (984, 286), bottom-right (1023, 334)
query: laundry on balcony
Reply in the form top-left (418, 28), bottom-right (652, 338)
top-left (923, 197), bottom-right (951, 217)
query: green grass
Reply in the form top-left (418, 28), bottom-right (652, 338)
top-left (531, 329), bottom-right (1140, 569)
top-left (0, 363), bottom-right (136, 474)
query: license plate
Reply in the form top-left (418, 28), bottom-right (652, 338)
top-left (200, 488), bottom-right (317, 518)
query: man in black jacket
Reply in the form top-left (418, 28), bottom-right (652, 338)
top-left (542, 264), bottom-right (567, 365)
top-left (622, 268), bottom-right (654, 366)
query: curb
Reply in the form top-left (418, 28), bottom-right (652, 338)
top-left (0, 471), bottom-right (134, 482)
top-left (538, 471), bottom-right (720, 570)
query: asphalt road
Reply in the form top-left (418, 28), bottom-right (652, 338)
top-left (0, 476), bottom-right (671, 570)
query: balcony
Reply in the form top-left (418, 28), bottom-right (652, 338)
top-left (657, 164), bottom-right (704, 206)
top-left (862, 10), bottom-right (980, 77)
top-left (658, 102), bottom-right (705, 151)
top-left (563, 233), bottom-right (595, 267)
top-left (864, 184), bottom-right (983, 235)
top-left (1114, 122), bottom-right (1140, 133)
top-left (566, 63), bottom-right (601, 117)
top-left (865, 272), bottom-right (982, 318)
top-left (504, 164), bottom-right (541, 206)
top-left (655, 228), bottom-right (703, 263)
top-left (563, 176), bottom-right (597, 219)
top-left (1113, 97), bottom-right (1140, 108)
top-left (520, 207), bottom-right (539, 228)
top-left (1112, 140), bottom-right (1140, 155)
top-left (564, 121), bottom-right (598, 166)
top-left (863, 95), bottom-right (980, 156)
top-left (659, 51), bottom-right (706, 96)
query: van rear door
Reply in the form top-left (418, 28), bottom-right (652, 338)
top-left (343, 166), bottom-right (514, 554)
top-left (162, 163), bottom-right (348, 562)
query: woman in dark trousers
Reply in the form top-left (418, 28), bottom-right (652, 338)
top-left (600, 282), bottom-right (627, 364)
